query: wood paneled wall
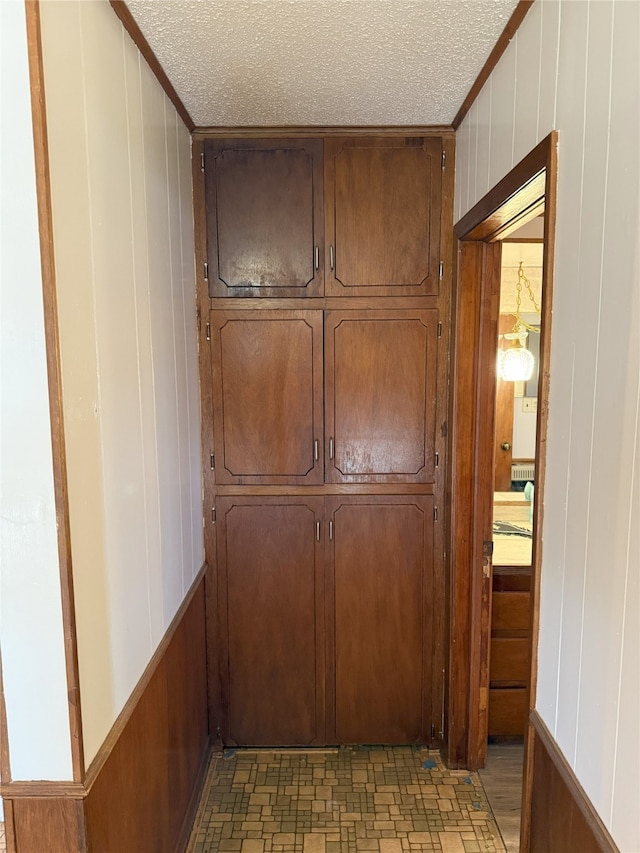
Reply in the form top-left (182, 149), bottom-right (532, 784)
top-left (529, 713), bottom-right (620, 853)
top-left (38, 0), bottom-right (203, 766)
top-left (455, 1), bottom-right (640, 848)
top-left (2, 574), bottom-right (210, 853)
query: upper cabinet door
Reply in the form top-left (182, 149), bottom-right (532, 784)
top-left (205, 139), bottom-right (324, 297)
top-left (211, 310), bottom-right (323, 484)
top-left (324, 137), bottom-right (442, 297)
top-left (325, 310), bottom-right (438, 484)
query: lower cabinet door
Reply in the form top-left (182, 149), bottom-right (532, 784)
top-left (326, 495), bottom-right (434, 744)
top-left (217, 496), bottom-right (325, 746)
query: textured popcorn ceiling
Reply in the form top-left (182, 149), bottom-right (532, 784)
top-left (124, 0), bottom-right (520, 127)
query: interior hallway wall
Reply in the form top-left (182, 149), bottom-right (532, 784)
top-left (0, 0), bottom-right (74, 802)
top-left (455, 1), bottom-right (639, 849)
top-left (39, 0), bottom-right (203, 766)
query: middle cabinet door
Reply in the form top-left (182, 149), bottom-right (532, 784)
top-left (211, 310), bottom-right (324, 485)
top-left (325, 310), bottom-right (438, 484)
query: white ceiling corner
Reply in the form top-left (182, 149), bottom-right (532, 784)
top-left (124, 0), bottom-right (521, 128)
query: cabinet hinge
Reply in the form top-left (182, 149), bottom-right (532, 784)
top-left (205, 322), bottom-right (211, 341)
top-left (441, 150), bottom-right (446, 169)
top-left (430, 723), bottom-right (436, 740)
top-left (435, 451), bottom-right (439, 468)
top-left (204, 261), bottom-right (209, 281)
top-left (438, 260), bottom-right (444, 280)
top-left (433, 506), bottom-right (438, 521)
top-left (211, 507), bottom-right (216, 523)
top-left (210, 452), bottom-right (215, 469)
top-left (201, 152), bottom-right (205, 172)
top-left (437, 321), bottom-right (442, 338)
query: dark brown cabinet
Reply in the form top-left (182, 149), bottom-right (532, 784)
top-left (216, 495), bottom-right (434, 747)
top-left (204, 138), bottom-right (324, 297)
top-left (325, 310), bottom-right (437, 483)
top-left (324, 137), bottom-right (442, 296)
top-left (327, 496), bottom-right (434, 744)
top-left (200, 132), bottom-right (450, 748)
top-left (210, 310), bottom-right (323, 485)
top-left (217, 497), bottom-right (325, 746)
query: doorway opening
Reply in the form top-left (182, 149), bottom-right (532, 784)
top-left (448, 133), bottom-right (558, 853)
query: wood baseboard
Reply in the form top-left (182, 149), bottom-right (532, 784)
top-left (3, 568), bottom-right (210, 853)
top-left (528, 711), bottom-right (620, 853)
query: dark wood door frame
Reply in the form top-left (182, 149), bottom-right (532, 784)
top-left (446, 132), bottom-right (558, 851)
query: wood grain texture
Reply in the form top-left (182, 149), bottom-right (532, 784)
top-left (208, 296), bottom-right (439, 311)
top-left (488, 689), bottom-right (527, 737)
top-left (217, 497), bottom-right (325, 746)
top-left (492, 592), bottom-right (531, 634)
top-left (84, 579), bottom-right (209, 853)
top-left (529, 712), bottom-right (620, 853)
top-left (0, 654), bottom-right (11, 783)
top-left (327, 495), bottom-right (433, 745)
top-left (489, 639), bottom-right (529, 684)
top-left (10, 798), bottom-right (86, 853)
top-left (205, 139), bottom-right (323, 297)
top-left (194, 126), bottom-right (455, 140)
top-left (452, 1), bottom-right (535, 130)
top-left (455, 136), bottom-right (553, 241)
top-left (325, 137), bottom-right (442, 296)
top-left (210, 310), bottom-right (323, 485)
top-left (325, 310), bottom-right (437, 484)
top-left (24, 0), bottom-right (85, 781)
top-left (108, 1), bottom-right (194, 131)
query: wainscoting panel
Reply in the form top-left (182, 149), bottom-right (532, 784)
top-left (2, 572), bottom-right (209, 853)
top-left (85, 577), bottom-right (209, 853)
top-left (529, 713), bottom-right (619, 853)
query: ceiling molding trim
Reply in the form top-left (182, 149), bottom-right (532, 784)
top-left (452, 0), bottom-right (535, 130)
top-left (193, 125), bottom-right (455, 139)
top-left (109, 1), bottom-right (195, 132)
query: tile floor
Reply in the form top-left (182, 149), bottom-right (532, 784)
top-left (187, 747), bottom-right (507, 853)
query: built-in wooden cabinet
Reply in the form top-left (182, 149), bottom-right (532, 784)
top-left (325, 310), bottom-right (437, 483)
top-left (199, 132), bottom-right (452, 747)
top-left (328, 496), bottom-right (434, 744)
top-left (204, 138), bottom-right (324, 297)
top-left (324, 137), bottom-right (442, 296)
top-left (217, 497), bottom-right (325, 746)
top-left (210, 310), bottom-right (323, 485)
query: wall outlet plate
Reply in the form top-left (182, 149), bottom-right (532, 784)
top-left (522, 397), bottom-right (538, 413)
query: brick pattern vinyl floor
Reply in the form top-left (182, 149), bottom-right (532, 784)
top-left (187, 747), bottom-right (507, 853)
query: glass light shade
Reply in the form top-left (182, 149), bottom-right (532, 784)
top-left (500, 345), bottom-right (535, 381)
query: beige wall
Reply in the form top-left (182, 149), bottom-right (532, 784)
top-left (0, 0), bottom-right (73, 791)
top-left (455, 1), bottom-right (639, 849)
top-left (40, 0), bottom-right (202, 766)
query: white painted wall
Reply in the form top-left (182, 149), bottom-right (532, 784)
top-left (0, 0), bottom-right (74, 795)
top-left (39, 0), bottom-right (202, 766)
top-left (455, 1), bottom-right (640, 848)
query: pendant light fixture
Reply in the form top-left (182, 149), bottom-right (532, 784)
top-left (499, 262), bottom-right (541, 382)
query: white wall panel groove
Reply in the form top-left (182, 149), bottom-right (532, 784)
top-left (40, 0), bottom-right (202, 767)
top-left (455, 1), bottom-right (640, 848)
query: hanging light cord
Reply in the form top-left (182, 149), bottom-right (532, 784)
top-left (511, 261), bottom-right (542, 334)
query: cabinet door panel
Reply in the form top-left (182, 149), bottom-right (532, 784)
top-left (205, 139), bottom-right (323, 297)
top-left (327, 496), bottom-right (433, 744)
top-left (211, 311), bottom-right (323, 484)
top-left (325, 310), bottom-right (437, 483)
top-left (325, 137), bottom-right (442, 296)
top-left (218, 498), bottom-right (325, 746)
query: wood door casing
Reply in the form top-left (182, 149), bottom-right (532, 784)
top-left (217, 497), bottom-right (325, 746)
top-left (324, 137), bottom-right (442, 296)
top-left (211, 311), bottom-right (323, 484)
top-left (325, 310), bottom-right (437, 483)
top-left (205, 139), bottom-right (324, 297)
top-left (326, 496), bottom-right (434, 744)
